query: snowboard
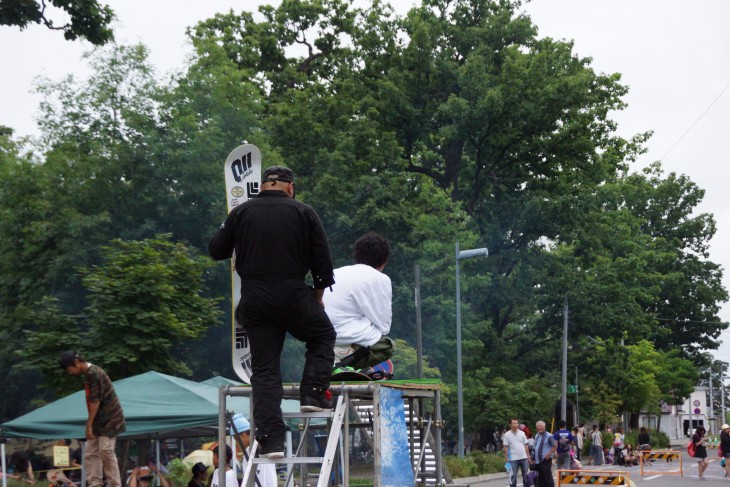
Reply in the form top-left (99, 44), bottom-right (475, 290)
top-left (360, 359), bottom-right (394, 381)
top-left (224, 144), bottom-right (262, 383)
top-left (330, 359), bottom-right (395, 382)
top-left (331, 369), bottom-right (373, 382)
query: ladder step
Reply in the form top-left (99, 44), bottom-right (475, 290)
top-left (252, 456), bottom-right (325, 465)
top-left (282, 411), bottom-right (335, 419)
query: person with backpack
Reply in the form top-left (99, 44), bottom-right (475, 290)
top-left (552, 420), bottom-right (575, 470)
top-left (589, 425), bottom-right (603, 466)
top-left (691, 425), bottom-right (709, 479)
top-left (612, 426), bottom-right (625, 465)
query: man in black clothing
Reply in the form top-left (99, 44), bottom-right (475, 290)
top-left (209, 165), bottom-right (337, 459)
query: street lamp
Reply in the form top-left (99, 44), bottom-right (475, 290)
top-left (455, 241), bottom-right (489, 458)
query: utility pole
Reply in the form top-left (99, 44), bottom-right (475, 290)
top-left (709, 369), bottom-right (715, 431)
top-left (414, 264), bottom-right (423, 379)
top-left (575, 366), bottom-right (579, 425)
top-left (561, 293), bottom-right (568, 422)
top-left (722, 377), bottom-right (726, 426)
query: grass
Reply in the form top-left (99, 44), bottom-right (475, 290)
top-left (444, 451), bottom-right (506, 478)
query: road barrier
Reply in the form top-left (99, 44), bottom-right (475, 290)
top-left (557, 469), bottom-right (631, 485)
top-left (639, 449), bottom-right (683, 477)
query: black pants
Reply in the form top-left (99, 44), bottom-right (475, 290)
top-left (241, 283), bottom-right (336, 439)
top-left (535, 459), bottom-right (554, 487)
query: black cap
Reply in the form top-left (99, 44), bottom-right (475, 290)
top-left (192, 462), bottom-right (207, 476)
top-left (262, 165), bottom-right (295, 183)
top-left (211, 443), bottom-right (232, 461)
top-left (58, 351), bottom-right (81, 369)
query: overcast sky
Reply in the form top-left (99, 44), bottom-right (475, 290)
top-left (2, 0), bottom-right (729, 363)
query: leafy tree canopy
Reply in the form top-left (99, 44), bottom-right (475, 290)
top-left (19, 234), bottom-right (222, 396)
top-left (0, 0), bottom-right (114, 44)
top-left (0, 0), bottom-right (726, 434)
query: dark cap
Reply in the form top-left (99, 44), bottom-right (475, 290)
top-left (211, 443), bottom-right (232, 461)
top-left (262, 165), bottom-right (295, 183)
top-left (191, 462), bottom-right (207, 476)
top-left (58, 351), bottom-right (82, 369)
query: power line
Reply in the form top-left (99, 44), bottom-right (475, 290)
top-left (656, 318), bottom-right (729, 325)
top-left (659, 79), bottom-right (730, 162)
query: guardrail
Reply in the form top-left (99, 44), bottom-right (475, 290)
top-left (557, 469), bottom-right (631, 485)
top-left (639, 449), bottom-right (683, 477)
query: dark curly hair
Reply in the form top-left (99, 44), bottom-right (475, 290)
top-left (353, 232), bottom-right (391, 268)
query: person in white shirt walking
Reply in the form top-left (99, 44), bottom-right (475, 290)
top-left (503, 418), bottom-right (532, 487)
top-left (323, 232), bottom-right (394, 371)
top-left (230, 414), bottom-right (277, 487)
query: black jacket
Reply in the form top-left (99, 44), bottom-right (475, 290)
top-left (209, 190), bottom-right (335, 289)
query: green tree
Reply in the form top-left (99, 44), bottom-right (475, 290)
top-left (390, 338), bottom-right (441, 379)
top-left (624, 164), bottom-right (728, 357)
top-left (462, 375), bottom-right (555, 434)
top-left (17, 297), bottom-right (85, 397)
top-left (0, 127), bottom-right (61, 421)
top-left (16, 235), bottom-right (222, 397)
top-left (81, 234), bottom-right (222, 378)
top-left (582, 382), bottom-right (622, 427)
top-left (186, 0), bottom-right (726, 399)
top-left (0, 0), bottom-right (114, 44)
top-left (624, 341), bottom-right (661, 416)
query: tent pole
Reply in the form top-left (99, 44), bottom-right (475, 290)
top-left (231, 433), bottom-right (237, 478)
top-left (155, 439), bottom-right (161, 484)
top-left (2, 440), bottom-right (7, 487)
top-left (218, 387), bottom-right (227, 487)
top-left (81, 441), bottom-right (86, 487)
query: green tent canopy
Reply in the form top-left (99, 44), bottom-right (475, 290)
top-left (201, 376), bottom-right (242, 388)
top-left (0, 371), bottom-right (297, 440)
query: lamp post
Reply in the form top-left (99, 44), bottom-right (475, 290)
top-left (722, 376), bottom-right (727, 426)
top-left (709, 369), bottom-right (715, 431)
top-left (455, 241), bottom-right (489, 458)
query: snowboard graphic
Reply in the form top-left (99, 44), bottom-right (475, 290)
top-left (224, 144), bottom-right (262, 383)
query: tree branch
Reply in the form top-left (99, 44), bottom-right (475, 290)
top-left (40, 0), bottom-right (70, 31)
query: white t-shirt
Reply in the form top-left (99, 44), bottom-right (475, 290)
top-left (210, 468), bottom-right (237, 487)
top-left (323, 264), bottom-right (392, 347)
top-left (503, 430), bottom-right (529, 461)
top-left (240, 454), bottom-right (278, 487)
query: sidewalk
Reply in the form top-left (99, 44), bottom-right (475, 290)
top-left (450, 441), bottom-right (689, 486)
top-left (669, 437), bottom-right (688, 449)
top-left (449, 471), bottom-right (508, 487)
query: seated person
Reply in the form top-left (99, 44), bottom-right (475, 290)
top-left (128, 465), bottom-right (170, 487)
top-left (604, 447), bottom-right (613, 465)
top-left (569, 447), bottom-right (583, 470)
top-left (9, 450), bottom-right (35, 484)
top-left (46, 469), bottom-right (76, 487)
top-left (229, 413), bottom-right (277, 487)
top-left (323, 232), bottom-right (394, 372)
top-left (69, 441), bottom-right (83, 483)
top-left (622, 444), bottom-right (637, 466)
